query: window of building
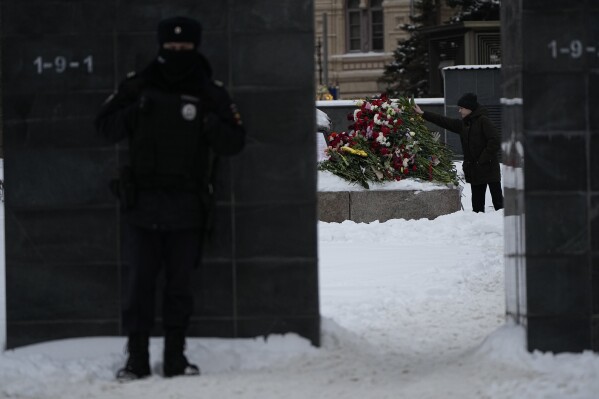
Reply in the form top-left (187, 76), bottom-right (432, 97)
top-left (347, 0), bottom-right (384, 52)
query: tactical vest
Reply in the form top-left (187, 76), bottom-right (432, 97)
top-left (131, 89), bottom-right (210, 191)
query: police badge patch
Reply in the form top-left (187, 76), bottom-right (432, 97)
top-left (181, 103), bottom-right (197, 121)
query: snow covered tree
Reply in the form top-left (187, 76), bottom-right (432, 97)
top-left (380, 0), bottom-right (500, 98)
top-left (379, 0), bottom-right (441, 98)
top-left (446, 0), bottom-right (500, 22)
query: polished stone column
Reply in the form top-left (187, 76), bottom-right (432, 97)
top-left (502, 0), bottom-right (599, 352)
top-left (1, 0), bottom-right (319, 348)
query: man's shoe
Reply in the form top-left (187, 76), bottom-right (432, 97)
top-left (163, 330), bottom-right (200, 377)
top-left (116, 334), bottom-right (151, 382)
top-left (163, 355), bottom-right (200, 377)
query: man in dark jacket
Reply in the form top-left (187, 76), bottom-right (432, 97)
top-left (95, 16), bottom-right (245, 381)
top-left (413, 93), bottom-right (503, 212)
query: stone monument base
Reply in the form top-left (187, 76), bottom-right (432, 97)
top-left (318, 188), bottom-right (462, 223)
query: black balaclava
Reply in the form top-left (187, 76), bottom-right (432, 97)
top-left (156, 16), bottom-right (204, 86)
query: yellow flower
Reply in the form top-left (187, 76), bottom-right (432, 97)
top-left (341, 146), bottom-right (368, 157)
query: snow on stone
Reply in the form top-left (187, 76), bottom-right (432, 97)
top-left (317, 170), bottom-right (455, 192)
top-left (316, 108), bottom-right (331, 132)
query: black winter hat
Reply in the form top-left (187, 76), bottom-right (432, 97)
top-left (457, 93), bottom-right (479, 111)
top-left (157, 16), bottom-right (202, 47)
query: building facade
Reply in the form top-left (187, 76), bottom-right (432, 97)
top-left (315, 0), bottom-right (455, 99)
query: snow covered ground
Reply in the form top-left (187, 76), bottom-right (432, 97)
top-left (0, 168), bottom-right (598, 399)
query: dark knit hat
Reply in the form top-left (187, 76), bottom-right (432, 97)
top-left (457, 93), bottom-right (479, 111)
top-left (157, 16), bottom-right (202, 47)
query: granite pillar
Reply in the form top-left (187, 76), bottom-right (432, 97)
top-left (502, 0), bottom-right (599, 352)
top-left (1, 0), bottom-right (319, 348)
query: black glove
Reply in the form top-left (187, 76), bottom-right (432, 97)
top-left (138, 95), bottom-right (152, 114)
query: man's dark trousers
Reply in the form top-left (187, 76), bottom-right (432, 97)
top-left (471, 182), bottom-right (504, 213)
top-left (122, 224), bottom-right (201, 333)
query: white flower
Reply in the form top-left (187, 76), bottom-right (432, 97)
top-left (355, 100), bottom-right (364, 107)
top-left (353, 109), bottom-right (360, 120)
top-left (403, 158), bottom-right (409, 168)
top-left (409, 131), bottom-right (415, 137)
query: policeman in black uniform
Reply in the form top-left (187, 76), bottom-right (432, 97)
top-left (95, 16), bottom-right (245, 381)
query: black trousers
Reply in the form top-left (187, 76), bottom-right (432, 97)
top-left (471, 182), bottom-right (504, 213)
top-left (122, 224), bottom-right (201, 334)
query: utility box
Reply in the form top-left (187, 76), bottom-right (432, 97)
top-left (442, 65), bottom-right (502, 158)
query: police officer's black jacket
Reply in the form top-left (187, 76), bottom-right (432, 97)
top-left (95, 52), bottom-right (245, 230)
top-left (421, 106), bottom-right (500, 185)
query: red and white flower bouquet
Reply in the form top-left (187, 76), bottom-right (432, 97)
top-left (319, 95), bottom-right (458, 189)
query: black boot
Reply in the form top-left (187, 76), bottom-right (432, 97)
top-left (116, 333), bottom-right (151, 382)
top-left (163, 330), bottom-right (200, 377)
